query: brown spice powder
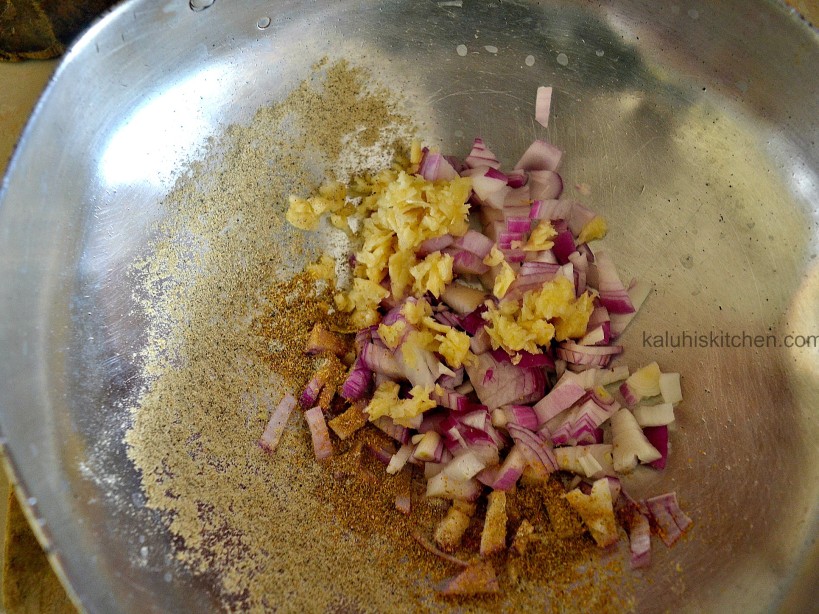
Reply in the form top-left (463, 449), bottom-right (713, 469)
top-left (124, 58), bottom-right (633, 612)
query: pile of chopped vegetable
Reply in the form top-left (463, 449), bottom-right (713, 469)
top-left (271, 87), bottom-right (692, 594)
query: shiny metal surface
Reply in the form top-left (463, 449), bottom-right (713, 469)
top-left (0, 1), bottom-right (816, 612)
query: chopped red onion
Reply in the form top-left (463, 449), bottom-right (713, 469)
top-left (465, 352), bottom-right (545, 409)
top-left (528, 170), bottom-right (563, 201)
top-left (387, 443), bottom-right (415, 474)
top-left (553, 444), bottom-right (614, 478)
top-left (360, 342), bottom-right (404, 379)
top-left (304, 406), bottom-right (333, 460)
top-left (506, 169), bottom-right (528, 188)
top-left (447, 248), bottom-right (490, 275)
top-left (426, 472), bottom-right (482, 501)
top-left (520, 261), bottom-right (560, 277)
top-left (442, 450), bottom-right (486, 481)
top-left (418, 151), bottom-right (459, 181)
top-left (593, 250), bottom-right (635, 314)
top-left (341, 360), bottom-right (372, 401)
top-left (373, 416), bottom-right (410, 444)
top-left (413, 431), bottom-right (445, 463)
top-left (609, 279), bottom-right (652, 337)
top-left (500, 270), bottom-right (558, 302)
top-left (490, 445), bottom-right (527, 490)
top-left (533, 377), bottom-right (586, 425)
top-left (659, 372), bottom-right (683, 405)
top-left (436, 562), bottom-right (500, 595)
top-left (441, 284), bottom-right (487, 315)
top-left (506, 423), bottom-right (558, 473)
top-left (417, 233), bottom-right (455, 257)
top-left (459, 304), bottom-right (488, 335)
top-left (505, 216), bottom-right (533, 234)
top-left (556, 342), bottom-right (623, 368)
top-left (504, 185), bottom-right (531, 207)
top-left (535, 86), bottom-right (553, 128)
top-left (438, 367), bottom-right (465, 389)
top-left (467, 167), bottom-right (510, 209)
top-left (566, 201), bottom-right (597, 237)
top-left (258, 393), bottom-right (298, 454)
top-left (643, 425), bottom-right (669, 469)
top-left (395, 469), bottom-right (412, 515)
top-left (618, 497), bottom-right (652, 569)
top-left (633, 403), bottom-right (675, 428)
top-left (610, 409), bottom-right (662, 472)
top-left (367, 441), bottom-right (397, 465)
top-left (552, 228), bottom-right (577, 264)
top-left (464, 137), bottom-right (501, 170)
top-left (645, 492), bottom-right (692, 547)
top-left (514, 140), bottom-right (563, 172)
top-left (453, 229), bottom-right (494, 258)
top-left (489, 348), bottom-right (555, 370)
top-left (300, 375), bottom-right (323, 408)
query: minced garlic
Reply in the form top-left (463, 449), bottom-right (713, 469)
top-left (484, 276), bottom-right (594, 354)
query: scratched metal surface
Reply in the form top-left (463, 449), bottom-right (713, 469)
top-left (0, 1), bottom-right (816, 612)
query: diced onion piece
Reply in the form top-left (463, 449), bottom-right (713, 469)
top-left (643, 425), bottom-right (669, 470)
top-left (645, 492), bottom-right (693, 547)
top-left (528, 170), bottom-right (563, 201)
top-left (512, 519), bottom-right (535, 555)
top-left (620, 361), bottom-right (662, 405)
top-left (441, 283), bottom-right (487, 314)
top-left (480, 490), bottom-right (507, 556)
top-left (395, 468), bottom-right (412, 515)
top-left (563, 479), bottom-right (619, 547)
top-left (305, 323), bottom-right (348, 356)
top-left (593, 250), bottom-right (635, 314)
top-left (610, 408), bottom-right (662, 472)
top-left (559, 366), bottom-right (628, 390)
top-left (598, 365), bottom-right (630, 385)
top-left (425, 461), bottom-right (445, 479)
top-left (413, 532), bottom-right (469, 567)
top-left (435, 502), bottom-right (475, 551)
top-left (491, 445), bottom-right (526, 491)
top-left (426, 473), bottom-right (482, 501)
top-left (387, 443), bottom-right (415, 475)
top-left (327, 402), bottom-right (368, 440)
top-left (659, 372), bottom-right (683, 405)
top-left (620, 501), bottom-right (652, 569)
top-left (443, 451), bottom-right (486, 481)
top-left (535, 86), bottom-right (552, 128)
top-left (514, 140), bottom-right (563, 172)
top-left (603, 476), bottom-right (622, 501)
top-left (633, 403), bottom-right (676, 427)
top-left (609, 279), bottom-right (652, 338)
top-left (372, 416), bottom-right (410, 444)
top-left (553, 444), bottom-right (614, 478)
top-left (304, 406), bottom-right (333, 460)
top-left (436, 562), bottom-right (500, 596)
top-left (413, 431), bottom-right (443, 462)
top-left (466, 444), bottom-right (500, 468)
top-left (258, 393), bottom-right (298, 454)
top-left (533, 377), bottom-right (586, 424)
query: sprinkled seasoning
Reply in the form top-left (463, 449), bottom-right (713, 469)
top-left (124, 59), bottom-right (632, 612)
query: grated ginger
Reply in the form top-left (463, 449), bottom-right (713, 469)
top-left (288, 163), bottom-right (472, 323)
top-left (365, 381), bottom-right (436, 427)
top-left (577, 215), bottom-right (608, 244)
top-left (484, 276), bottom-right (594, 355)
